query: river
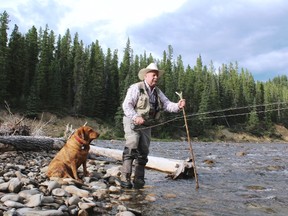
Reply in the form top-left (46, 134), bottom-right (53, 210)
top-left (95, 140), bottom-right (288, 216)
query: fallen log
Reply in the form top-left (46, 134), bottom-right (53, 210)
top-left (0, 136), bottom-right (65, 152)
top-left (89, 146), bottom-right (194, 179)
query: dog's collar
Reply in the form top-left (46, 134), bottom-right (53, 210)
top-left (74, 135), bottom-right (86, 145)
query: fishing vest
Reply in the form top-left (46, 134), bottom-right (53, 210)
top-left (135, 81), bottom-right (163, 122)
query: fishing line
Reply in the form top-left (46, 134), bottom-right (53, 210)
top-left (135, 101), bottom-right (288, 131)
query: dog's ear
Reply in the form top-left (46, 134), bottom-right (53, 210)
top-left (76, 127), bottom-right (86, 140)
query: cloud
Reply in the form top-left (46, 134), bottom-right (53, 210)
top-left (55, 0), bottom-right (187, 49)
top-left (128, 0), bottom-right (288, 80)
top-left (1, 0), bottom-right (288, 80)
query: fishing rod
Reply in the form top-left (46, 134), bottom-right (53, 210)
top-left (176, 91), bottom-right (199, 189)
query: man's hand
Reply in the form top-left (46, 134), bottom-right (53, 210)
top-left (178, 99), bottom-right (186, 109)
top-left (134, 116), bottom-right (145, 125)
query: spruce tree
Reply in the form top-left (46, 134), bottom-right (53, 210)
top-left (114, 39), bottom-right (133, 136)
top-left (59, 29), bottom-right (73, 110)
top-left (91, 40), bottom-right (105, 117)
top-left (255, 81), bottom-right (265, 121)
top-left (35, 25), bottom-right (55, 109)
top-left (50, 36), bottom-right (62, 110)
top-left (246, 99), bottom-right (260, 135)
top-left (72, 33), bottom-right (86, 114)
top-left (23, 26), bottom-right (39, 101)
top-left (104, 48), bottom-right (120, 120)
top-left (0, 11), bottom-right (9, 106)
top-left (7, 24), bottom-right (25, 106)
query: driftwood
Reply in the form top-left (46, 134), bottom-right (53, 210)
top-left (0, 136), bottom-right (194, 179)
top-left (0, 136), bottom-right (65, 152)
top-left (89, 146), bottom-right (194, 179)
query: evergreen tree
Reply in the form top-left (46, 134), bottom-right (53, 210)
top-left (91, 40), bottom-right (105, 117)
top-left (208, 63), bottom-right (221, 125)
top-left (59, 29), bottom-right (73, 110)
top-left (50, 36), bottom-right (63, 110)
top-left (176, 55), bottom-right (185, 94)
top-left (34, 25), bottom-right (55, 109)
top-left (23, 26), bottom-right (39, 101)
top-left (162, 45), bottom-right (175, 100)
top-left (192, 55), bottom-right (205, 114)
top-left (114, 39), bottom-right (133, 136)
top-left (72, 33), bottom-right (86, 114)
top-left (255, 81), bottom-right (265, 121)
top-left (182, 65), bottom-right (195, 113)
top-left (198, 81), bottom-right (212, 133)
top-left (26, 82), bottom-right (40, 118)
top-left (0, 11), bottom-right (9, 106)
top-left (118, 38), bottom-right (132, 101)
top-left (110, 50), bottom-right (120, 116)
top-left (7, 24), bottom-right (25, 106)
top-left (246, 99), bottom-right (260, 135)
top-left (104, 48), bottom-right (119, 120)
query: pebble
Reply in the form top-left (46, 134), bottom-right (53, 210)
top-left (0, 150), bottom-right (154, 215)
top-left (145, 194), bottom-right (157, 202)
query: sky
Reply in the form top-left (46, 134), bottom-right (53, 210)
top-left (1, 0), bottom-right (288, 81)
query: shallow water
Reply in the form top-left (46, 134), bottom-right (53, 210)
top-left (95, 140), bottom-right (288, 216)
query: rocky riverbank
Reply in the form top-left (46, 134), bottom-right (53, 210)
top-left (0, 150), bottom-right (157, 216)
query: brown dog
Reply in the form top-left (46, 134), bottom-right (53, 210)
top-left (47, 126), bottom-right (99, 182)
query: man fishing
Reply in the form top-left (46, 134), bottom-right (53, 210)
top-left (120, 62), bottom-right (186, 189)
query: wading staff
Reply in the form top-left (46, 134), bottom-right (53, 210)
top-left (176, 92), bottom-right (199, 189)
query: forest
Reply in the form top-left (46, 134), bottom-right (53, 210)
top-left (1, 11), bottom-right (288, 139)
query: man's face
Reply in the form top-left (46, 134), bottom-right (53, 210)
top-left (144, 70), bottom-right (159, 87)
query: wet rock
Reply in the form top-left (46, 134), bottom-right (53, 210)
top-left (116, 210), bottom-right (136, 216)
top-left (64, 185), bottom-right (89, 197)
top-left (203, 159), bottom-right (215, 165)
top-left (145, 194), bottom-right (157, 202)
top-left (14, 171), bottom-right (23, 179)
top-left (78, 201), bottom-right (96, 210)
top-left (41, 195), bottom-right (54, 203)
top-left (51, 188), bottom-right (67, 197)
top-left (67, 195), bottom-right (81, 206)
top-left (78, 209), bottom-right (89, 216)
top-left (2, 208), bottom-right (17, 216)
top-left (3, 171), bottom-right (16, 178)
top-left (19, 189), bottom-right (40, 199)
top-left (0, 193), bottom-right (22, 202)
top-left (246, 185), bottom-right (266, 190)
top-left (236, 151), bottom-right (246, 157)
top-left (266, 165), bottom-right (284, 171)
top-left (7, 178), bottom-right (22, 193)
top-left (88, 171), bottom-right (103, 180)
top-left (106, 166), bottom-right (121, 177)
top-left (47, 181), bottom-right (61, 192)
top-left (68, 205), bottom-right (79, 215)
top-left (163, 193), bottom-right (177, 199)
top-left (117, 204), bottom-right (127, 211)
top-left (109, 185), bottom-right (120, 193)
top-left (89, 181), bottom-right (107, 190)
top-left (25, 193), bottom-right (43, 207)
top-left (118, 194), bottom-right (132, 201)
top-left (4, 200), bottom-right (25, 208)
top-left (0, 182), bottom-right (9, 192)
top-left (16, 208), bottom-right (64, 216)
top-left (92, 189), bottom-right (109, 200)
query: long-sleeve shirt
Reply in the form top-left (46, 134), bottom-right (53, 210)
top-left (122, 81), bottom-right (180, 120)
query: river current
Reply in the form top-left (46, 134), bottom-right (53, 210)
top-left (95, 140), bottom-right (288, 216)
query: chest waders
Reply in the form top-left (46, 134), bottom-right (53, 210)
top-left (120, 82), bottom-right (162, 189)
